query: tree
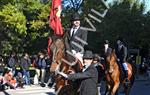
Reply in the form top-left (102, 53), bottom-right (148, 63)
top-left (0, 0), bottom-right (50, 54)
top-left (98, 0), bottom-right (148, 49)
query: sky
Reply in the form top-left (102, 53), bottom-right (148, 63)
top-left (107, 0), bottom-right (150, 13)
top-left (145, 0), bottom-right (150, 12)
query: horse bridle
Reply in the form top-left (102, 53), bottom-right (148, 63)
top-left (51, 39), bottom-right (67, 74)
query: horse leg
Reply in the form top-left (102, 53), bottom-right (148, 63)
top-left (111, 82), bottom-right (119, 95)
top-left (123, 84), bottom-right (131, 95)
top-left (105, 83), bottom-right (107, 95)
top-left (55, 85), bottom-right (63, 95)
top-left (124, 75), bottom-right (134, 95)
top-left (124, 63), bottom-right (134, 94)
top-left (105, 83), bottom-right (111, 95)
top-left (115, 89), bottom-right (119, 95)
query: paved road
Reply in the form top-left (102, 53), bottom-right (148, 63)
top-left (0, 85), bottom-right (55, 95)
top-left (99, 76), bottom-right (150, 95)
top-left (130, 80), bottom-right (150, 95)
top-left (1, 79), bottom-right (150, 95)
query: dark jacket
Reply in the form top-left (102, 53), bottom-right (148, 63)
top-left (36, 58), bottom-right (47, 69)
top-left (67, 64), bottom-right (98, 95)
top-left (0, 62), bottom-right (5, 73)
top-left (115, 45), bottom-right (127, 63)
top-left (20, 58), bottom-right (31, 71)
top-left (65, 27), bottom-right (87, 53)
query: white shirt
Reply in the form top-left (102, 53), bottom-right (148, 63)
top-left (104, 44), bottom-right (109, 53)
top-left (70, 26), bottom-right (80, 37)
top-left (82, 63), bottom-right (91, 72)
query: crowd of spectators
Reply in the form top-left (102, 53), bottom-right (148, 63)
top-left (0, 51), bottom-right (52, 91)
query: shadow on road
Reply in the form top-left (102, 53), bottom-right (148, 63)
top-left (45, 92), bottom-right (55, 95)
top-left (2, 90), bottom-right (10, 95)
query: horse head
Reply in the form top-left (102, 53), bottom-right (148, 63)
top-left (49, 37), bottom-right (65, 73)
top-left (105, 49), bottom-right (135, 95)
top-left (110, 49), bottom-right (117, 62)
top-left (106, 49), bottom-right (118, 73)
top-left (49, 35), bottom-right (83, 74)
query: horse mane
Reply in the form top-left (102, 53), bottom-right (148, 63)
top-left (106, 49), bottom-right (117, 63)
top-left (110, 49), bottom-right (117, 62)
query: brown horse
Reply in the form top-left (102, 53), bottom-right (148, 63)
top-left (49, 36), bottom-right (83, 95)
top-left (105, 49), bottom-right (135, 95)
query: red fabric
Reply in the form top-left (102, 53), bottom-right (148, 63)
top-left (47, 37), bottom-right (52, 57)
top-left (32, 59), bottom-right (37, 67)
top-left (49, 0), bottom-right (64, 36)
top-left (10, 78), bottom-right (16, 84)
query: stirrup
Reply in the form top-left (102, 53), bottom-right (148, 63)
top-left (125, 78), bottom-right (130, 84)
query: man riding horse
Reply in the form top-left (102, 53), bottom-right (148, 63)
top-left (101, 40), bottom-right (112, 72)
top-left (115, 37), bottom-right (129, 82)
top-left (65, 13), bottom-right (88, 65)
top-left (104, 40), bottom-right (112, 57)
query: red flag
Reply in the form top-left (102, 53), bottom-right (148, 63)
top-left (47, 37), bottom-right (52, 57)
top-left (49, 0), bottom-right (64, 36)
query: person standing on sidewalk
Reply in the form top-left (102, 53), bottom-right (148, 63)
top-left (20, 53), bottom-right (31, 85)
top-left (34, 52), bottom-right (47, 87)
top-left (8, 51), bottom-right (17, 76)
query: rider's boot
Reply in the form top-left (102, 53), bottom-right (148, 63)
top-left (124, 70), bottom-right (129, 81)
top-left (124, 70), bottom-right (130, 87)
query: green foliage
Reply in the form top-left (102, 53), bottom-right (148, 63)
top-left (0, 4), bottom-right (27, 35)
top-left (0, 0), bottom-right (50, 55)
top-left (95, 0), bottom-right (150, 50)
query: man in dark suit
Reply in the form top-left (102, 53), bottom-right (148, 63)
top-left (102, 40), bottom-right (112, 72)
top-left (104, 40), bottom-right (112, 57)
top-left (65, 13), bottom-right (87, 65)
top-left (115, 37), bottom-right (128, 81)
top-left (58, 50), bottom-right (98, 95)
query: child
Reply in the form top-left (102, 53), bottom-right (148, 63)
top-left (16, 72), bottom-right (24, 88)
top-left (3, 69), bottom-right (17, 89)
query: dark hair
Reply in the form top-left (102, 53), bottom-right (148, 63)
top-left (93, 54), bottom-right (101, 61)
top-left (70, 13), bottom-right (80, 21)
top-left (116, 36), bottom-right (127, 45)
top-left (9, 51), bottom-right (16, 57)
top-left (104, 40), bottom-right (109, 44)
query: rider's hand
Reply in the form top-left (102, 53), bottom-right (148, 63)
top-left (56, 6), bottom-right (61, 17)
top-left (71, 50), bottom-right (76, 55)
top-left (75, 52), bottom-right (83, 57)
top-left (99, 64), bottom-right (104, 70)
top-left (58, 72), bottom-right (68, 78)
